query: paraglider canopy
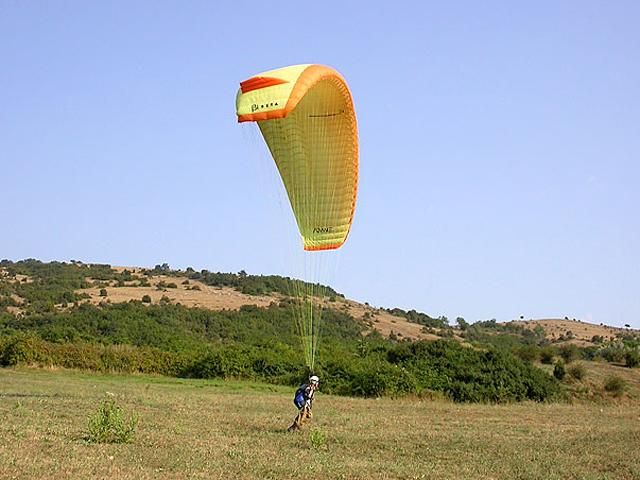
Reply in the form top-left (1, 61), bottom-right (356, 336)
top-left (235, 64), bottom-right (359, 251)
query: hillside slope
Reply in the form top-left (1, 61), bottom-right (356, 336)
top-left (506, 318), bottom-right (638, 346)
top-left (2, 263), bottom-right (437, 341)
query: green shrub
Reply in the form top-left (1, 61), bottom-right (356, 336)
top-left (385, 340), bottom-right (559, 402)
top-left (601, 346), bottom-right (626, 363)
top-left (0, 334), bottom-right (40, 366)
top-left (540, 348), bottom-right (555, 364)
top-left (558, 344), bottom-right (579, 364)
top-left (581, 346), bottom-right (599, 361)
top-left (625, 350), bottom-right (639, 368)
top-left (515, 345), bottom-right (539, 363)
top-left (188, 347), bottom-right (252, 379)
top-left (141, 295), bottom-right (151, 303)
top-left (553, 361), bottom-right (566, 380)
top-left (343, 361), bottom-right (418, 398)
top-left (87, 398), bottom-right (138, 444)
top-left (567, 363), bottom-right (586, 380)
top-left (603, 376), bottom-right (626, 397)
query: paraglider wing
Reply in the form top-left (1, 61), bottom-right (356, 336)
top-left (236, 64), bottom-right (358, 251)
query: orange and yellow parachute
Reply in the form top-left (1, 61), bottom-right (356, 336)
top-left (236, 64), bottom-right (358, 251)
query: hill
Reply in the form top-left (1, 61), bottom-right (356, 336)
top-left (1, 259), bottom-right (639, 403)
top-left (3, 260), bottom-right (636, 347)
top-left (1, 261), bottom-right (445, 342)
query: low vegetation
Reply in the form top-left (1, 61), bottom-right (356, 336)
top-left (87, 397), bottom-right (138, 444)
top-left (604, 375), bottom-right (627, 397)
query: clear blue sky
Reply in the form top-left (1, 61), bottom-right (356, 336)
top-left (1, 1), bottom-right (639, 328)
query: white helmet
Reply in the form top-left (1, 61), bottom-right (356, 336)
top-left (309, 375), bottom-right (320, 384)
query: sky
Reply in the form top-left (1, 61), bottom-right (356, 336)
top-left (1, 1), bottom-right (639, 328)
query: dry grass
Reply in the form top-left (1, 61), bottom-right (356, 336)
top-left (1, 368), bottom-right (639, 480)
top-left (81, 278), bottom-right (276, 311)
top-left (554, 360), bottom-right (640, 402)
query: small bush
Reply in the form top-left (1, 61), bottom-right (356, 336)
top-left (601, 346), bottom-right (626, 363)
top-left (540, 348), bottom-right (555, 364)
top-left (141, 295), bottom-right (151, 303)
top-left (604, 376), bottom-right (626, 397)
top-left (567, 363), bottom-right (586, 380)
top-left (309, 429), bottom-right (326, 449)
top-left (0, 335), bottom-right (38, 366)
top-left (581, 347), bottom-right (599, 361)
top-left (559, 344), bottom-right (578, 364)
top-left (625, 350), bottom-right (639, 368)
top-left (99, 288), bottom-right (108, 297)
top-left (553, 361), bottom-right (566, 380)
top-left (87, 398), bottom-right (138, 444)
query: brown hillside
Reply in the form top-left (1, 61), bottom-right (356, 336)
top-left (82, 276), bottom-right (275, 310)
top-left (506, 318), bottom-right (637, 346)
top-left (339, 299), bottom-right (439, 341)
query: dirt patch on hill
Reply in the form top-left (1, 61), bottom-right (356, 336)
top-left (336, 300), bottom-right (440, 341)
top-left (0, 270), bottom-right (33, 284)
top-left (80, 276), bottom-right (277, 310)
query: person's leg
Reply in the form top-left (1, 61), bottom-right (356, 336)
top-left (287, 408), bottom-right (305, 431)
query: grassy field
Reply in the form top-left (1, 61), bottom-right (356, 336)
top-left (1, 368), bottom-right (639, 480)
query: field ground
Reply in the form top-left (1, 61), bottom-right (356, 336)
top-left (1, 368), bottom-right (639, 480)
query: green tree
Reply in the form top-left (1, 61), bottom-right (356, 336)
top-left (456, 317), bottom-right (469, 331)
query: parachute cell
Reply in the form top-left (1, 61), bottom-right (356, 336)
top-left (236, 64), bottom-right (358, 251)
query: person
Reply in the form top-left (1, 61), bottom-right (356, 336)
top-left (287, 375), bottom-right (319, 431)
